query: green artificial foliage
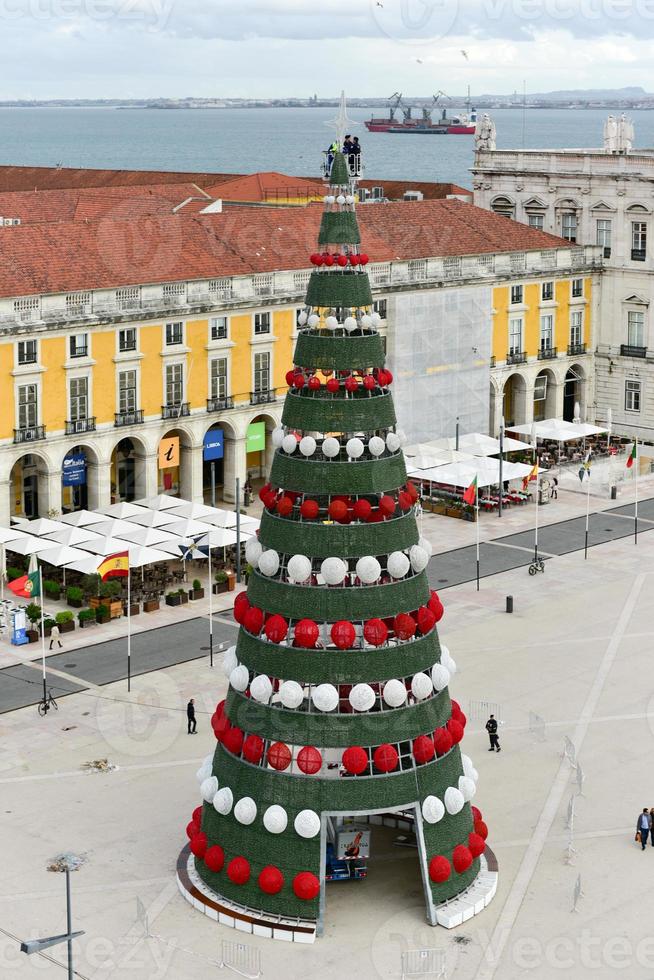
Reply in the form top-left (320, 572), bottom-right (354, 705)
top-left (305, 271), bottom-right (372, 309)
top-left (260, 509), bottom-right (418, 559)
top-left (295, 332), bottom-right (385, 371)
top-left (270, 452), bottom-right (407, 496)
top-left (282, 389), bottom-right (396, 432)
top-left (327, 152), bottom-right (350, 186)
top-left (318, 211), bottom-right (361, 245)
top-left (192, 579), bottom-right (202, 591)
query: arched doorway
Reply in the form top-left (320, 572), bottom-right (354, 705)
top-left (111, 436), bottom-right (147, 504)
top-left (563, 364), bottom-right (586, 422)
top-left (502, 373), bottom-right (528, 427)
top-left (61, 444), bottom-right (100, 513)
top-left (158, 428), bottom-right (192, 499)
top-left (10, 453), bottom-right (50, 520)
top-left (202, 420), bottom-right (236, 505)
top-left (246, 414), bottom-right (278, 486)
top-left (533, 369), bottom-right (557, 422)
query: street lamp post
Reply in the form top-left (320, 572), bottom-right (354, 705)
top-left (21, 869), bottom-right (83, 980)
top-left (498, 417), bottom-right (505, 518)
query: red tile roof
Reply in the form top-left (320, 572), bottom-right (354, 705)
top-left (0, 165), bottom-right (239, 192)
top-left (203, 172), bottom-right (324, 202)
top-left (0, 183), bottom-right (212, 224)
top-left (0, 198), bottom-right (570, 299)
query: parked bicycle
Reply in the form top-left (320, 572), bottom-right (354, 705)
top-left (37, 689), bottom-right (58, 717)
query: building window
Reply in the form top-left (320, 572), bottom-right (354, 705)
top-left (541, 281), bottom-right (554, 301)
top-left (373, 299), bottom-right (387, 320)
top-left (118, 328), bottom-right (137, 353)
top-left (119, 370), bottom-right (137, 414)
top-left (510, 285), bottom-right (523, 306)
top-left (632, 222), bottom-right (647, 261)
top-left (596, 218), bottom-right (612, 257)
top-left (69, 333), bottom-right (88, 358)
top-left (165, 363), bottom-right (184, 407)
top-left (628, 310), bottom-right (645, 348)
top-left (210, 358), bottom-right (228, 400)
top-left (625, 380), bottom-right (641, 412)
top-left (17, 340), bottom-right (37, 365)
top-left (509, 317), bottom-right (523, 355)
top-left (18, 384), bottom-right (37, 429)
top-left (210, 316), bottom-right (228, 341)
top-left (528, 213), bottom-right (544, 230)
top-left (165, 321), bottom-right (183, 346)
top-left (254, 351), bottom-right (270, 393)
top-left (491, 197), bottom-right (515, 219)
top-left (571, 279), bottom-right (583, 299)
top-left (561, 213), bottom-right (577, 242)
top-left (69, 377), bottom-right (88, 421)
top-left (570, 310), bottom-right (583, 346)
top-left (539, 314), bottom-right (553, 350)
top-left (254, 312), bottom-right (271, 335)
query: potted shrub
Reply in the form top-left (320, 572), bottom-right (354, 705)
top-left (143, 596), bottom-right (160, 613)
top-left (66, 585), bottom-right (84, 608)
top-left (78, 608), bottom-right (95, 629)
top-left (41, 617), bottom-right (56, 638)
top-left (226, 569), bottom-right (236, 592)
top-left (82, 573), bottom-right (101, 600)
top-left (166, 590), bottom-right (183, 607)
top-left (213, 570), bottom-right (229, 595)
top-left (44, 579), bottom-right (61, 600)
top-left (179, 588), bottom-right (189, 605)
top-left (56, 610), bottom-right (75, 634)
top-left (95, 603), bottom-right (110, 625)
top-left (25, 602), bottom-right (41, 642)
top-left (123, 598), bottom-right (140, 617)
top-left (188, 578), bottom-right (204, 601)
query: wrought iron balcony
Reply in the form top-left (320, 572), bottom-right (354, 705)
top-left (567, 343), bottom-right (586, 356)
top-left (250, 389), bottom-right (276, 406)
top-left (161, 403), bottom-right (190, 419)
top-left (14, 425), bottom-right (45, 444)
top-left (207, 396), bottom-right (234, 413)
top-left (631, 248), bottom-right (646, 262)
top-left (65, 417), bottom-right (96, 435)
top-left (537, 347), bottom-right (557, 360)
top-left (115, 410), bottom-right (144, 428)
top-left (620, 344), bottom-right (647, 358)
top-left (506, 351), bottom-right (527, 365)
top-left (490, 355), bottom-right (496, 368)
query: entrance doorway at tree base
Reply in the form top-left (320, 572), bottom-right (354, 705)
top-left (532, 369), bottom-right (557, 422)
top-left (9, 453), bottom-right (49, 520)
top-left (111, 437), bottom-right (147, 504)
top-left (319, 806), bottom-right (432, 937)
top-left (563, 364), bottom-right (586, 422)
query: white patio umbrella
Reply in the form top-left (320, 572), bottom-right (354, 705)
top-left (12, 517), bottom-right (68, 535)
top-left (92, 519), bottom-right (142, 538)
top-left (203, 510), bottom-right (260, 530)
top-left (509, 419), bottom-right (607, 442)
top-left (403, 447), bottom-right (474, 469)
top-left (59, 509), bottom-right (109, 527)
top-left (43, 526), bottom-right (103, 547)
top-left (125, 510), bottom-right (180, 529)
top-left (116, 526), bottom-right (180, 548)
top-left (194, 527), bottom-right (241, 549)
top-left (38, 544), bottom-right (92, 568)
top-left (432, 433), bottom-right (529, 456)
top-left (99, 502), bottom-right (150, 519)
top-left (64, 543), bottom-right (173, 574)
top-left (166, 501), bottom-right (223, 522)
top-left (77, 536), bottom-right (139, 556)
top-left (7, 535), bottom-right (63, 556)
top-left (0, 526), bottom-right (33, 544)
top-left (166, 518), bottom-right (214, 538)
top-left (134, 494), bottom-right (183, 511)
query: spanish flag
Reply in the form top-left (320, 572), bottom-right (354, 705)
top-left (522, 463), bottom-right (539, 491)
top-left (98, 551), bottom-right (129, 581)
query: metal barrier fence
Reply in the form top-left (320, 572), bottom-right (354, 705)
top-left (401, 948), bottom-right (446, 980)
top-left (220, 940), bottom-right (263, 979)
top-left (468, 700), bottom-right (503, 723)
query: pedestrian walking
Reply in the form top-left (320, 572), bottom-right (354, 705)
top-left (49, 623), bottom-right (62, 650)
top-left (636, 808), bottom-right (650, 850)
top-left (485, 714), bottom-right (500, 752)
top-left (649, 807), bottom-right (654, 847)
top-left (551, 475), bottom-right (558, 500)
top-left (187, 698), bottom-right (197, 735)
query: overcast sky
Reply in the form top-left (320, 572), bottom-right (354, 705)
top-left (2, 0), bottom-right (654, 99)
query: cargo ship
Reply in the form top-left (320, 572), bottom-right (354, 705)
top-left (365, 92), bottom-right (477, 135)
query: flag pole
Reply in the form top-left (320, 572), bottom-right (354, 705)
top-left (584, 466), bottom-right (591, 560)
top-left (38, 565), bottom-right (46, 706)
top-left (475, 480), bottom-right (480, 591)
top-left (127, 564), bottom-right (131, 693)
top-left (534, 470), bottom-right (540, 563)
top-left (635, 436), bottom-right (639, 546)
top-left (208, 536), bottom-right (214, 668)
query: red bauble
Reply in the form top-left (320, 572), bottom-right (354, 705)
top-left (214, 714), bottom-right (231, 742)
top-left (294, 618), bottom-right (320, 648)
top-left (394, 612), bottom-right (416, 640)
top-left (344, 377), bottom-right (358, 393)
top-left (297, 745), bottom-right (322, 775)
top-left (433, 727), bottom-right (453, 756)
top-left (308, 375), bottom-right (321, 391)
top-left (458, 711), bottom-right (467, 728)
top-left (377, 370), bottom-right (389, 387)
top-left (429, 855), bottom-right (451, 883)
top-left (326, 377), bottom-right (340, 393)
top-left (258, 483), bottom-right (272, 502)
top-left (331, 620), bottom-right (356, 649)
top-left (264, 613), bottom-right (288, 643)
top-left (243, 606), bottom-right (264, 636)
top-left (447, 719), bottom-right (464, 744)
top-left (190, 832), bottom-right (208, 858)
top-left (223, 726), bottom-right (244, 755)
top-left (227, 856), bottom-right (250, 885)
top-left (204, 845), bottom-right (225, 872)
top-left (406, 481), bottom-right (419, 502)
top-left (450, 699), bottom-right (462, 720)
top-left (359, 253), bottom-right (369, 265)
top-left (337, 254), bottom-right (348, 267)
top-left (452, 845), bottom-right (473, 874)
top-left (398, 491), bottom-right (413, 511)
top-left (242, 734), bottom-right (265, 764)
top-left (259, 865), bottom-right (284, 895)
top-left (474, 819), bottom-right (489, 840)
top-left (262, 490), bottom-right (277, 509)
top-left (293, 871), bottom-right (320, 900)
top-left (349, 253), bottom-right (360, 265)
top-left (428, 590), bottom-right (444, 622)
top-left (300, 499), bottom-right (320, 520)
top-left (468, 832), bottom-right (486, 858)
top-left (276, 495), bottom-right (294, 517)
top-left (353, 498), bottom-right (372, 520)
top-left (186, 820), bottom-right (199, 840)
top-left (192, 805), bottom-right (203, 825)
top-left (214, 699), bottom-right (225, 719)
top-left (363, 617), bottom-right (388, 646)
top-left (324, 254), bottom-right (335, 267)
top-left (367, 507), bottom-right (384, 523)
top-left (379, 494), bottom-right (396, 517)
top-left (417, 606), bottom-right (436, 635)
top-left (328, 499), bottom-right (349, 521)
top-left (373, 743), bottom-right (399, 773)
top-left (313, 254), bottom-right (324, 266)
top-left (362, 375), bottom-right (376, 391)
top-left (285, 370), bottom-right (296, 386)
top-left (233, 592), bottom-right (250, 624)
top-left (471, 805), bottom-right (483, 823)
top-left (342, 745), bottom-right (368, 775)
top-left (383, 369), bottom-right (393, 385)
top-left (293, 374), bottom-right (305, 389)
top-left (412, 734), bottom-right (435, 765)
top-left (267, 741), bottom-right (292, 771)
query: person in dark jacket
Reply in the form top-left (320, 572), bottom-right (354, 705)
top-left (187, 698), bottom-right (197, 734)
top-left (486, 714), bottom-right (500, 752)
top-left (637, 808), bottom-right (650, 849)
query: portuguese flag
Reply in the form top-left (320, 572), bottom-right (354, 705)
top-left (462, 476), bottom-right (478, 506)
top-left (626, 442), bottom-right (637, 469)
top-left (8, 570), bottom-right (40, 599)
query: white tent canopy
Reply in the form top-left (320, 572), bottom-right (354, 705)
top-left (403, 446), bottom-right (475, 469)
top-left (430, 433), bottom-right (530, 455)
top-left (58, 509), bottom-right (110, 528)
top-left (409, 457), bottom-right (533, 489)
top-left (509, 419), bottom-right (608, 442)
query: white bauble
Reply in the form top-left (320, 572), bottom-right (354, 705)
top-left (386, 432), bottom-right (401, 453)
top-left (343, 316), bottom-right (357, 333)
top-left (279, 680), bottom-right (305, 709)
top-left (222, 645), bottom-right (238, 678)
top-left (336, 194), bottom-right (346, 205)
top-left (250, 674), bottom-right (273, 704)
top-left (418, 536), bottom-right (433, 558)
top-left (360, 314), bottom-right (373, 330)
top-left (263, 804), bottom-right (288, 834)
top-left (431, 663), bottom-right (450, 692)
top-left (322, 437), bottom-right (340, 458)
top-left (287, 554), bottom-right (312, 583)
top-left (345, 194), bottom-right (355, 204)
top-left (461, 754), bottom-right (474, 778)
top-left (234, 797), bottom-right (257, 825)
top-left (282, 434), bottom-right (298, 454)
top-left (368, 436), bottom-right (385, 457)
top-left (297, 310), bottom-right (308, 326)
top-left (442, 650), bottom-right (457, 675)
top-left (422, 795), bottom-right (445, 824)
top-left (396, 429), bottom-right (407, 446)
top-left (323, 195), bottom-right (331, 204)
top-left (294, 809), bottom-right (321, 838)
top-left (229, 664), bottom-right (249, 693)
top-left (346, 438), bottom-right (364, 459)
top-left (299, 436), bottom-right (317, 457)
top-left (213, 787), bottom-right (233, 815)
top-left (411, 672), bottom-right (433, 701)
top-left (444, 787), bottom-right (465, 815)
top-left (321, 556), bottom-right (347, 585)
top-left (196, 762), bottom-right (212, 783)
top-left (349, 683), bottom-right (376, 712)
top-left (200, 776), bottom-right (218, 803)
top-left (370, 312), bottom-right (382, 325)
top-left (325, 195), bottom-right (336, 205)
top-left (311, 683), bottom-right (339, 712)
top-left (325, 315), bottom-right (339, 331)
top-left (258, 550), bottom-right (280, 577)
top-left (459, 776), bottom-right (476, 802)
top-left (308, 313), bottom-right (320, 328)
top-left (245, 538), bottom-right (263, 566)
top-left (271, 426), bottom-right (285, 448)
top-left (356, 556), bottom-right (381, 584)
top-left (471, 767), bottom-right (479, 782)
top-left (383, 678), bottom-right (407, 708)
top-left (409, 545), bottom-right (429, 573)
top-left (387, 551), bottom-right (410, 579)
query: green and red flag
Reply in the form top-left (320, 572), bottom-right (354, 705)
top-left (8, 569), bottom-right (40, 599)
top-left (626, 442), bottom-right (637, 469)
top-left (463, 475), bottom-right (478, 506)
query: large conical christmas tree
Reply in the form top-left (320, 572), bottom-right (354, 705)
top-left (185, 135), bottom-right (490, 932)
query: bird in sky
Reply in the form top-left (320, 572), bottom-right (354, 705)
top-left (461, 49), bottom-right (469, 60)
top-left (376, 1), bottom-right (383, 6)
top-left (416, 58), bottom-right (423, 64)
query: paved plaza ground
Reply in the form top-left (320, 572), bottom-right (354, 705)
top-left (1, 475), bottom-right (654, 978)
